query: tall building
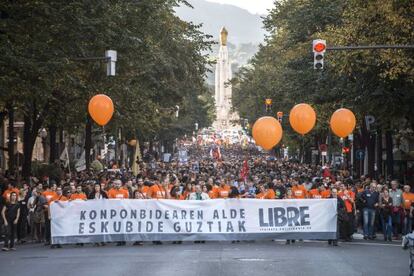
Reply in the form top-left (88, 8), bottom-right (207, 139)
top-left (213, 27), bottom-right (240, 130)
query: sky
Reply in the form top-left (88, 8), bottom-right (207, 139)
top-left (206, 0), bottom-right (275, 14)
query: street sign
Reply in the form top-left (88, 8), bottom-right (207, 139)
top-left (356, 149), bottom-right (365, 160)
top-left (319, 144), bottom-right (328, 152)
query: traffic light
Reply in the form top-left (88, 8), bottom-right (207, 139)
top-left (342, 147), bottom-right (350, 154)
top-left (313, 39), bottom-right (326, 69)
top-left (277, 111), bottom-right (283, 123)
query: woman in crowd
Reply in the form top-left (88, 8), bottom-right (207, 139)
top-left (88, 183), bottom-right (108, 200)
top-left (17, 188), bottom-right (29, 244)
top-left (2, 192), bottom-right (20, 251)
top-left (379, 187), bottom-right (393, 242)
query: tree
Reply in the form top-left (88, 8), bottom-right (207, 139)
top-left (0, 0), bottom-right (214, 177)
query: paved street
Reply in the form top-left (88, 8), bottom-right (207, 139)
top-left (0, 240), bottom-right (407, 276)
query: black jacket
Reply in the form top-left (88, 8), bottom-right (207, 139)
top-left (88, 191), bottom-right (108, 200)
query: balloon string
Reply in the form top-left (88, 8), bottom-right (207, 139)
top-left (301, 135), bottom-right (305, 164)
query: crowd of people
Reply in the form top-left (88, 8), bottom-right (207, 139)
top-left (1, 145), bottom-right (413, 250)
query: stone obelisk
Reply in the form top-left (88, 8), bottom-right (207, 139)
top-left (214, 27), bottom-right (239, 130)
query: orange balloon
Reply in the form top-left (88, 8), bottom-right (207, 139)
top-left (88, 94), bottom-right (114, 126)
top-left (330, 108), bottom-right (356, 138)
top-left (252, 116), bottom-right (283, 150)
top-left (289, 103), bottom-right (316, 135)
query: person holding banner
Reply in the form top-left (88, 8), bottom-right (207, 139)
top-left (70, 185), bottom-right (87, 201)
top-left (147, 177), bottom-right (170, 245)
top-left (147, 177), bottom-right (170, 200)
top-left (132, 189), bottom-right (146, 246)
top-left (338, 183), bottom-right (356, 241)
top-left (218, 180), bottom-right (231, 199)
top-left (107, 180), bottom-right (129, 246)
top-left (328, 188), bottom-right (346, 246)
top-left (53, 186), bottom-right (69, 202)
top-left (50, 187), bottom-right (68, 249)
top-left (107, 180), bottom-right (129, 199)
top-left (88, 183), bottom-right (108, 200)
top-left (133, 185), bottom-right (148, 200)
top-left (188, 184), bottom-right (210, 200)
top-left (255, 184), bottom-right (275, 199)
top-left (291, 179), bottom-right (307, 199)
top-left (188, 184), bottom-right (209, 244)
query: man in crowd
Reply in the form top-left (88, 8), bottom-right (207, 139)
top-left (390, 180), bottom-right (403, 239)
top-left (361, 183), bottom-right (380, 240)
top-left (108, 180), bottom-right (129, 199)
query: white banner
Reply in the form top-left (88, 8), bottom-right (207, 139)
top-left (50, 199), bottom-right (337, 244)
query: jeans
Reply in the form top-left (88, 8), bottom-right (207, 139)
top-left (391, 211), bottom-right (401, 236)
top-left (17, 215), bottom-right (28, 241)
top-left (363, 208), bottom-right (376, 237)
top-left (403, 213), bottom-right (412, 235)
top-left (4, 223), bottom-right (17, 248)
top-left (382, 215), bottom-right (392, 239)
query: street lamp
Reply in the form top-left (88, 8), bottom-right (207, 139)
top-left (175, 105), bottom-right (180, 118)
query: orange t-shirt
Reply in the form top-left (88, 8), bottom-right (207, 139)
top-left (265, 189), bottom-right (275, 199)
top-left (256, 192), bottom-right (266, 199)
top-left (149, 185), bottom-right (166, 199)
top-left (218, 185), bottom-right (231, 199)
top-left (308, 189), bottom-right (322, 199)
top-left (338, 190), bottom-right (355, 213)
top-left (292, 185), bottom-right (307, 199)
top-left (209, 186), bottom-right (219, 199)
top-left (43, 190), bottom-right (58, 203)
top-left (256, 190), bottom-right (275, 199)
top-left (141, 186), bottom-right (150, 198)
top-left (402, 192), bottom-right (414, 210)
top-left (321, 190), bottom-right (331, 198)
top-left (107, 188), bottom-right (129, 199)
top-left (70, 193), bottom-right (87, 201)
top-left (208, 190), bottom-right (218, 199)
top-left (2, 188), bottom-right (20, 202)
top-left (53, 195), bottom-right (68, 202)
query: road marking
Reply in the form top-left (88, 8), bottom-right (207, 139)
top-left (236, 258), bottom-right (269, 262)
top-left (347, 242), bottom-right (401, 247)
top-left (278, 240), bottom-right (402, 247)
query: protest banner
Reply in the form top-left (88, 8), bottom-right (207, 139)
top-left (51, 199), bottom-right (337, 244)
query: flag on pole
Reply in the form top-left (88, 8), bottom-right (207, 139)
top-left (209, 145), bottom-right (221, 161)
top-left (75, 151), bottom-right (86, 172)
top-left (59, 147), bottom-right (70, 168)
top-left (240, 159), bottom-right (249, 181)
top-left (132, 139), bottom-right (142, 176)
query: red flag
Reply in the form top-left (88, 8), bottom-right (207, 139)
top-left (240, 159), bottom-right (249, 180)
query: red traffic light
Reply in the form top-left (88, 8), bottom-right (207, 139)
top-left (314, 42), bottom-right (326, 53)
top-left (342, 147), bottom-right (350, 154)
